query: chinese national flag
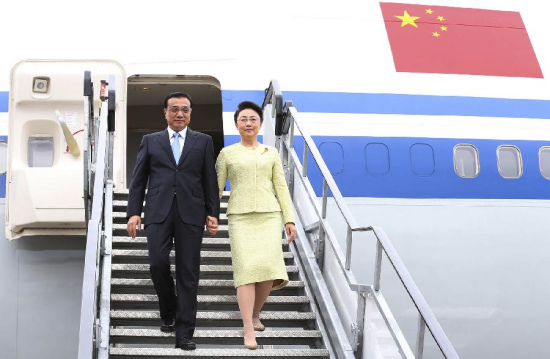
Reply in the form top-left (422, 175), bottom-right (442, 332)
top-left (380, 2), bottom-right (543, 78)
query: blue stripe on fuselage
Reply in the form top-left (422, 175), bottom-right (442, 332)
top-left (0, 92), bottom-right (8, 112)
top-left (0, 136), bottom-right (6, 198)
top-left (2, 90), bottom-right (550, 118)
top-left (221, 90), bottom-right (550, 119)
top-left (225, 134), bottom-right (550, 200)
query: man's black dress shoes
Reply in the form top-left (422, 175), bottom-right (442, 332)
top-left (160, 319), bottom-right (175, 333)
top-left (175, 336), bottom-right (196, 351)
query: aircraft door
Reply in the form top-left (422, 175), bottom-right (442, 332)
top-left (125, 75), bottom-right (224, 186)
top-left (6, 60), bottom-right (126, 240)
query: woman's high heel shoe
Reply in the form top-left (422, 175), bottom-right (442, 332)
top-left (244, 341), bottom-right (258, 350)
top-left (253, 316), bottom-right (265, 331)
top-left (244, 328), bottom-right (258, 350)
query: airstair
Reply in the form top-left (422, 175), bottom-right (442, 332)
top-left (107, 191), bottom-right (331, 358)
top-left (77, 74), bottom-right (460, 358)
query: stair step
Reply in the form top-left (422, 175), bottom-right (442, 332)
top-left (110, 328), bottom-right (323, 345)
top-left (110, 310), bottom-right (317, 328)
top-left (111, 249), bottom-right (294, 265)
top-left (111, 279), bottom-right (304, 295)
top-left (111, 264), bottom-right (299, 280)
top-left (113, 212), bottom-right (229, 225)
top-left (112, 224), bottom-right (229, 237)
top-left (110, 294), bottom-right (310, 311)
top-left (113, 190), bottom-right (231, 199)
top-left (112, 237), bottom-right (290, 251)
top-left (113, 201), bottom-right (228, 213)
top-left (109, 347), bottom-right (330, 358)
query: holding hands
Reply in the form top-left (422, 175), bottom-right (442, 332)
top-left (206, 216), bottom-right (219, 235)
top-left (127, 215), bottom-right (219, 237)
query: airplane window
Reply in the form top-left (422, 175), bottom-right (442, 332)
top-left (364, 143), bottom-right (390, 175)
top-left (0, 141), bottom-right (6, 175)
top-left (318, 141), bottom-right (344, 175)
top-left (453, 144), bottom-right (479, 178)
top-left (539, 147), bottom-right (550, 179)
top-left (28, 137), bottom-right (54, 167)
top-left (497, 145), bottom-right (522, 179)
top-left (410, 143), bottom-right (435, 176)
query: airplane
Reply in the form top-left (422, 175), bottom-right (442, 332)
top-left (0, 0), bottom-right (549, 358)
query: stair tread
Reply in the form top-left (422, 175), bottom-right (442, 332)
top-left (111, 310), bottom-right (316, 320)
top-left (110, 328), bottom-right (322, 338)
top-left (113, 200), bottom-right (228, 209)
top-left (112, 223), bottom-right (229, 231)
top-left (114, 190), bottom-right (231, 196)
top-left (111, 278), bottom-right (304, 287)
top-left (112, 249), bottom-right (293, 259)
top-left (112, 264), bottom-right (298, 273)
top-left (112, 237), bottom-right (289, 246)
top-left (109, 348), bottom-right (330, 357)
top-left (111, 294), bottom-right (310, 303)
top-left (112, 212), bottom-right (229, 219)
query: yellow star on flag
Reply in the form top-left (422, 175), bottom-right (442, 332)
top-left (432, 32), bottom-right (441, 38)
top-left (437, 16), bottom-right (445, 22)
top-left (395, 11), bottom-right (420, 28)
top-left (441, 26), bottom-right (448, 31)
top-left (426, 9), bottom-right (433, 14)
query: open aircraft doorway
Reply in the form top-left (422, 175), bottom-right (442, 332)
top-left (126, 75), bottom-right (224, 187)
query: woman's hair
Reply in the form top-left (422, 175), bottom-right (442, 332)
top-left (233, 101), bottom-right (263, 124)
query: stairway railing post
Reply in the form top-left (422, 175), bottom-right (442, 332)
top-left (353, 290), bottom-right (367, 359)
top-left (416, 316), bottom-right (426, 359)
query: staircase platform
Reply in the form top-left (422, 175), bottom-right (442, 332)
top-left (110, 328), bottom-right (323, 345)
top-left (110, 310), bottom-right (317, 328)
top-left (110, 347), bottom-right (330, 358)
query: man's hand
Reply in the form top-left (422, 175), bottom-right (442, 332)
top-left (127, 215), bottom-right (142, 238)
top-left (206, 216), bottom-right (218, 235)
top-left (285, 223), bottom-right (296, 243)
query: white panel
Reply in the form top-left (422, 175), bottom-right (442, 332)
top-left (6, 60), bottom-right (126, 239)
top-left (293, 113), bottom-right (550, 141)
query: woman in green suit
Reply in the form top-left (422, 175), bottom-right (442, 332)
top-left (216, 101), bottom-right (296, 350)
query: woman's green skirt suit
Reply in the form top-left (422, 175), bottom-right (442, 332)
top-left (216, 143), bottom-right (295, 290)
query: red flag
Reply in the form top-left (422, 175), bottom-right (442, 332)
top-left (380, 2), bottom-right (543, 78)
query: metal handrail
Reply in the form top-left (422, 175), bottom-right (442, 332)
top-left (78, 74), bottom-right (115, 359)
top-left (370, 226), bottom-right (458, 358)
top-left (263, 80), bottom-right (459, 359)
top-left (98, 179), bottom-right (114, 359)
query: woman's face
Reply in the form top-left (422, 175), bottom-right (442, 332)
top-left (235, 108), bottom-right (262, 140)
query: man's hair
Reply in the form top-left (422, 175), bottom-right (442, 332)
top-left (233, 101), bottom-right (263, 124)
top-left (164, 92), bottom-right (194, 108)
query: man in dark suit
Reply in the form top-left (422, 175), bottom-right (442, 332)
top-left (126, 92), bottom-right (219, 351)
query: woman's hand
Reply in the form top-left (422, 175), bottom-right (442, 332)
top-left (285, 223), bottom-right (296, 243)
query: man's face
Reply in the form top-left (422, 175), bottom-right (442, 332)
top-left (164, 97), bottom-right (192, 132)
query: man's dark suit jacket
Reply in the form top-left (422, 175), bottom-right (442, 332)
top-left (126, 128), bottom-right (220, 226)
